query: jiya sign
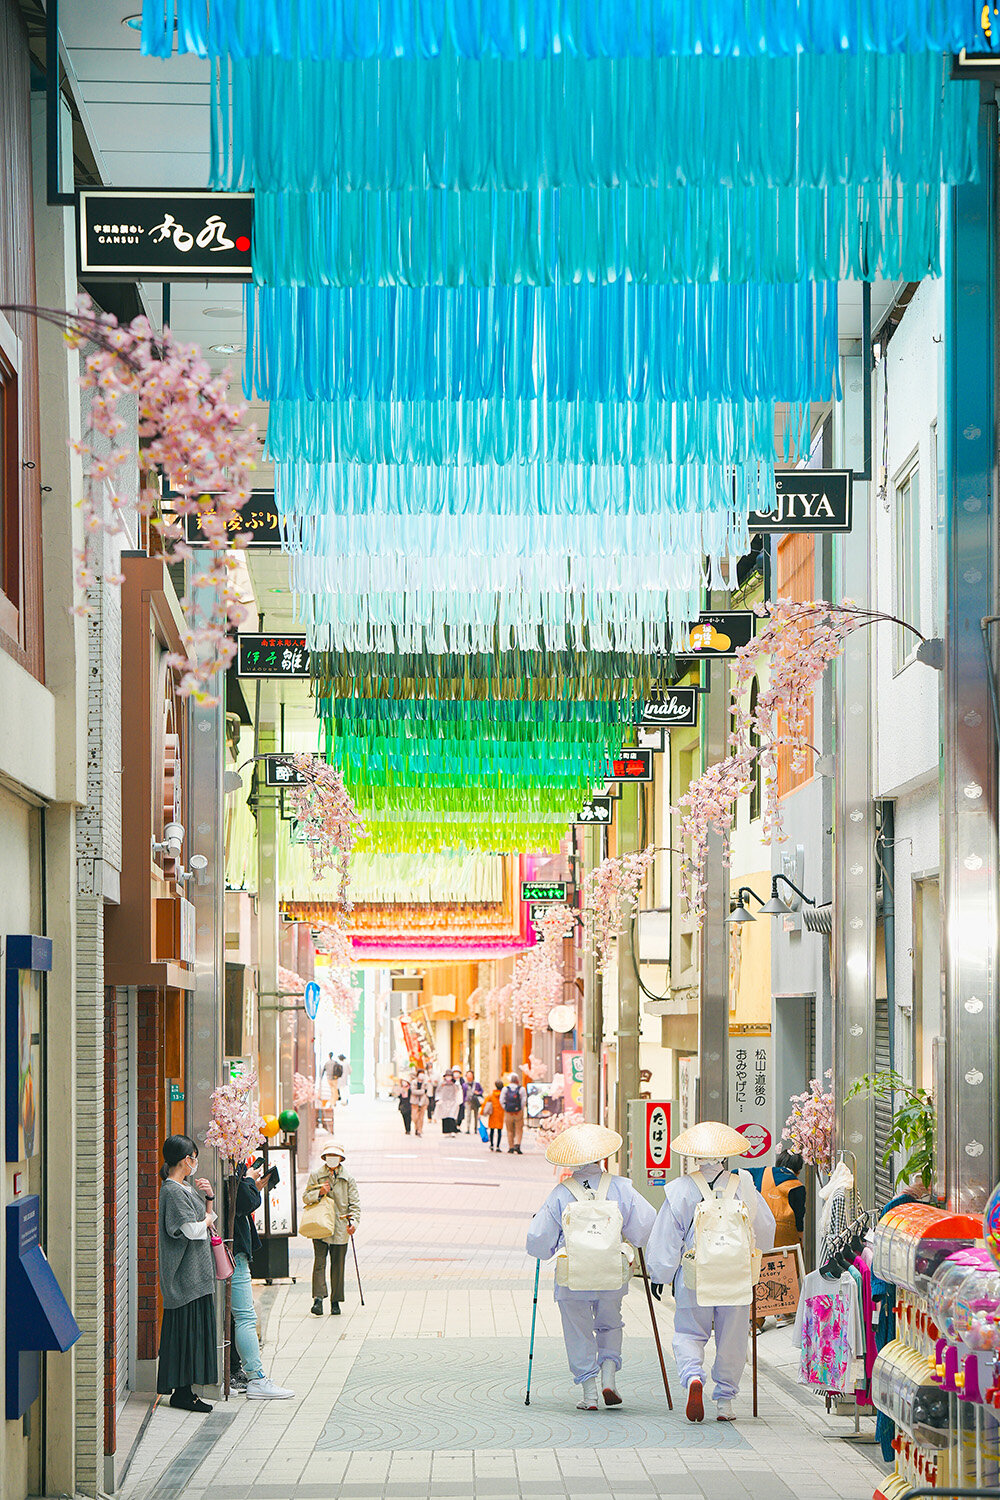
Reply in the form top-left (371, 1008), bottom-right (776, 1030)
top-left (748, 470), bottom-right (853, 533)
top-left (78, 190), bottom-right (253, 280)
top-left (728, 1030), bottom-right (775, 1166)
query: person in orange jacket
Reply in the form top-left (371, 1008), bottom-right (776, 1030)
top-left (479, 1080), bottom-right (505, 1151)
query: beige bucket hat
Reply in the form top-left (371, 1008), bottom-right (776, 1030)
top-left (669, 1121), bottom-right (751, 1159)
top-left (545, 1122), bottom-right (623, 1167)
top-left (320, 1142), bottom-right (346, 1163)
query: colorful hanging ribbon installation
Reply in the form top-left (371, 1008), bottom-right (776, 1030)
top-left (142, 0), bottom-right (986, 852)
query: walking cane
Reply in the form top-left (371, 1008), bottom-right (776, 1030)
top-left (638, 1248), bottom-right (673, 1411)
top-left (525, 1258), bottom-right (541, 1406)
top-left (348, 1221), bottom-right (365, 1307)
top-left (751, 1286), bottom-right (759, 1417)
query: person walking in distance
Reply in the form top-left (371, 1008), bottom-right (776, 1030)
top-left (318, 1052), bottom-right (342, 1130)
top-left (480, 1080), bottom-right (505, 1151)
top-left (156, 1135), bottom-right (218, 1411)
top-left (526, 1122), bottom-right (655, 1410)
top-left (502, 1072), bottom-right (527, 1153)
top-left (464, 1070), bottom-right (483, 1133)
top-left (410, 1070), bottom-right (430, 1137)
top-left (645, 1121), bottom-right (775, 1423)
top-left (229, 1159), bottom-right (294, 1399)
top-left (337, 1053), bottom-right (352, 1105)
top-left (304, 1144), bottom-right (361, 1316)
top-left (437, 1070), bottom-right (464, 1134)
top-left (396, 1075), bottom-right (412, 1135)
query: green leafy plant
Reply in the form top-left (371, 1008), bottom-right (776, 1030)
top-left (845, 1070), bottom-right (935, 1190)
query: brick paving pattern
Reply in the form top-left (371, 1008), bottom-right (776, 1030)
top-left (120, 1099), bottom-right (888, 1500)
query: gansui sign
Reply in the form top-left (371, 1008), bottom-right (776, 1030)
top-left (748, 470), bottom-right (852, 533)
top-left (78, 190), bottom-right (253, 280)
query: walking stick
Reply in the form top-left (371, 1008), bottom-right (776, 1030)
top-left (348, 1224), bottom-right (365, 1307)
top-left (638, 1248), bottom-right (673, 1411)
top-left (751, 1286), bottom-right (759, 1417)
top-left (525, 1258), bottom-right (541, 1406)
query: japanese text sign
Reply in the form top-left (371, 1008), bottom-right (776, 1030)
top-left (728, 1031), bottom-right (775, 1165)
top-left (237, 635), bottom-right (310, 679)
top-left (575, 797), bottom-right (612, 826)
top-left (78, 190), bottom-right (253, 280)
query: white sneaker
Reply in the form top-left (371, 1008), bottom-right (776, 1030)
top-left (601, 1360), bottom-right (622, 1406)
top-left (245, 1377), bottom-right (294, 1400)
top-left (576, 1377), bottom-right (599, 1411)
top-left (716, 1399), bottom-right (736, 1422)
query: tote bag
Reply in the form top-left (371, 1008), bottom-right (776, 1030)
top-left (299, 1196), bottom-right (339, 1240)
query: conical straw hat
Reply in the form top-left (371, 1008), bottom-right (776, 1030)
top-left (669, 1121), bottom-right (751, 1159)
top-left (545, 1122), bottom-right (623, 1166)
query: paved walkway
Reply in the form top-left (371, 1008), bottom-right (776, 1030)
top-left (121, 1099), bottom-right (887, 1500)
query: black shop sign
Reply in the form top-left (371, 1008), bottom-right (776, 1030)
top-left (639, 687), bottom-right (699, 729)
top-left (575, 797), bottom-right (613, 826)
top-left (608, 748), bottom-right (654, 783)
top-left (78, 190), bottom-right (253, 280)
top-left (237, 635), bottom-right (310, 679)
top-left (748, 470), bottom-right (853, 533)
top-left (680, 612), bottom-right (755, 660)
top-left (185, 493), bottom-right (283, 547)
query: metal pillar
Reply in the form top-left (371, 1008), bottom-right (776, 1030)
top-left (256, 721), bottom-right (281, 1116)
top-left (942, 98), bottom-right (999, 1211)
top-left (581, 824), bottom-right (601, 1123)
top-left (832, 359), bottom-right (877, 1210)
top-left (698, 658), bottom-right (730, 1121)
top-left (616, 783), bottom-right (642, 1142)
top-left (186, 555), bottom-right (226, 1167)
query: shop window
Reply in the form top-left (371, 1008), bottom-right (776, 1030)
top-left (0, 333), bottom-right (20, 641)
top-left (894, 459), bottom-right (921, 669)
top-left (776, 532), bottom-right (815, 797)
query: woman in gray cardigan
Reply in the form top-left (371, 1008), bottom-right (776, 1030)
top-left (157, 1134), bottom-right (218, 1411)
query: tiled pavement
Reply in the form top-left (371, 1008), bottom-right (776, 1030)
top-left (120, 1099), bottom-right (887, 1500)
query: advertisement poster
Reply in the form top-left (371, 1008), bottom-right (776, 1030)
top-left (728, 1031), bottom-right (775, 1165)
top-left (561, 1050), bottom-right (584, 1111)
top-left (643, 1101), bottom-right (672, 1186)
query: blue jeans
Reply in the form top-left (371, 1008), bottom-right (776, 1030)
top-left (231, 1253), bottom-right (264, 1380)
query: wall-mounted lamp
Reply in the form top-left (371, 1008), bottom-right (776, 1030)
top-left (177, 853), bottom-right (209, 885)
top-left (152, 821), bottom-right (185, 859)
top-left (729, 873), bottom-right (818, 923)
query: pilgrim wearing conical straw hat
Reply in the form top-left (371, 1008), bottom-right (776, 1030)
top-left (645, 1120), bottom-right (775, 1426)
top-left (526, 1120), bottom-right (654, 1413)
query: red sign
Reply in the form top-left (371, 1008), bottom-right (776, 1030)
top-left (609, 749), bottom-right (654, 782)
top-left (644, 1101), bottom-right (672, 1181)
top-left (735, 1121), bottom-right (773, 1160)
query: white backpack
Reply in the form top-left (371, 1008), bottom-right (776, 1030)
top-left (555, 1173), bottom-right (632, 1291)
top-left (682, 1169), bottom-right (760, 1308)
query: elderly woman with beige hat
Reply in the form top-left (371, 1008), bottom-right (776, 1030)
top-left (303, 1143), bottom-right (361, 1316)
top-left (645, 1121), bottom-right (775, 1423)
top-left (525, 1121), bottom-right (656, 1412)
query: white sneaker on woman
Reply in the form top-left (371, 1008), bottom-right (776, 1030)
top-left (245, 1377), bottom-right (294, 1400)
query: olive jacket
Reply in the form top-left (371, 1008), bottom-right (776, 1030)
top-left (302, 1163), bottom-right (361, 1246)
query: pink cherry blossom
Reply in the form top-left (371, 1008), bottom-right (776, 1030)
top-left (582, 846), bottom-right (655, 972)
top-left (783, 1070), bottom-right (834, 1172)
top-left (204, 1069), bottom-right (265, 1166)
top-left (288, 754), bottom-right (366, 899)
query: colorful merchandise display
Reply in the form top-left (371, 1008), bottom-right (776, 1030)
top-left (870, 1203), bottom-right (993, 1500)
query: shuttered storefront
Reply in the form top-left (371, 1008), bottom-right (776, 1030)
top-left (873, 996), bottom-right (894, 1210)
top-left (115, 990), bottom-right (135, 1405)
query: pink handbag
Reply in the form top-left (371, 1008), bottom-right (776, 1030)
top-left (211, 1234), bottom-right (235, 1281)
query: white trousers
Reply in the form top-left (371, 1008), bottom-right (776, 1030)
top-left (557, 1293), bottom-right (625, 1384)
top-left (672, 1283), bottom-right (750, 1402)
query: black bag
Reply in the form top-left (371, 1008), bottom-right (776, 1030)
top-left (502, 1085), bottom-right (522, 1112)
top-left (332, 1061), bottom-right (344, 1080)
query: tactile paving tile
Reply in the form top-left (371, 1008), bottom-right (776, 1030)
top-left (317, 1337), bottom-right (748, 1451)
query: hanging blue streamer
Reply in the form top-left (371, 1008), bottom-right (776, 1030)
top-left (210, 52), bottom-right (977, 195)
top-left (247, 180), bottom-right (945, 287)
top-left (144, 0), bottom-right (997, 61)
top-left (244, 282), bottom-right (838, 405)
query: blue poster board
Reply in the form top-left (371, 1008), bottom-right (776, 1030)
top-left (5, 935), bottom-right (52, 1162)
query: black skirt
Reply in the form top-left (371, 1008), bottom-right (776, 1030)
top-left (157, 1293), bottom-right (218, 1393)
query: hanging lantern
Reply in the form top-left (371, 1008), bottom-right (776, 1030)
top-left (547, 1004), bottom-right (577, 1034)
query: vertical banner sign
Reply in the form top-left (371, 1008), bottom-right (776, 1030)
top-left (562, 1050), bottom-right (584, 1112)
top-left (728, 1032), bottom-right (775, 1165)
top-left (644, 1101), bottom-right (672, 1186)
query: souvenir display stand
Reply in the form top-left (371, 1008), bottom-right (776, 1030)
top-left (870, 1204), bottom-right (990, 1500)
